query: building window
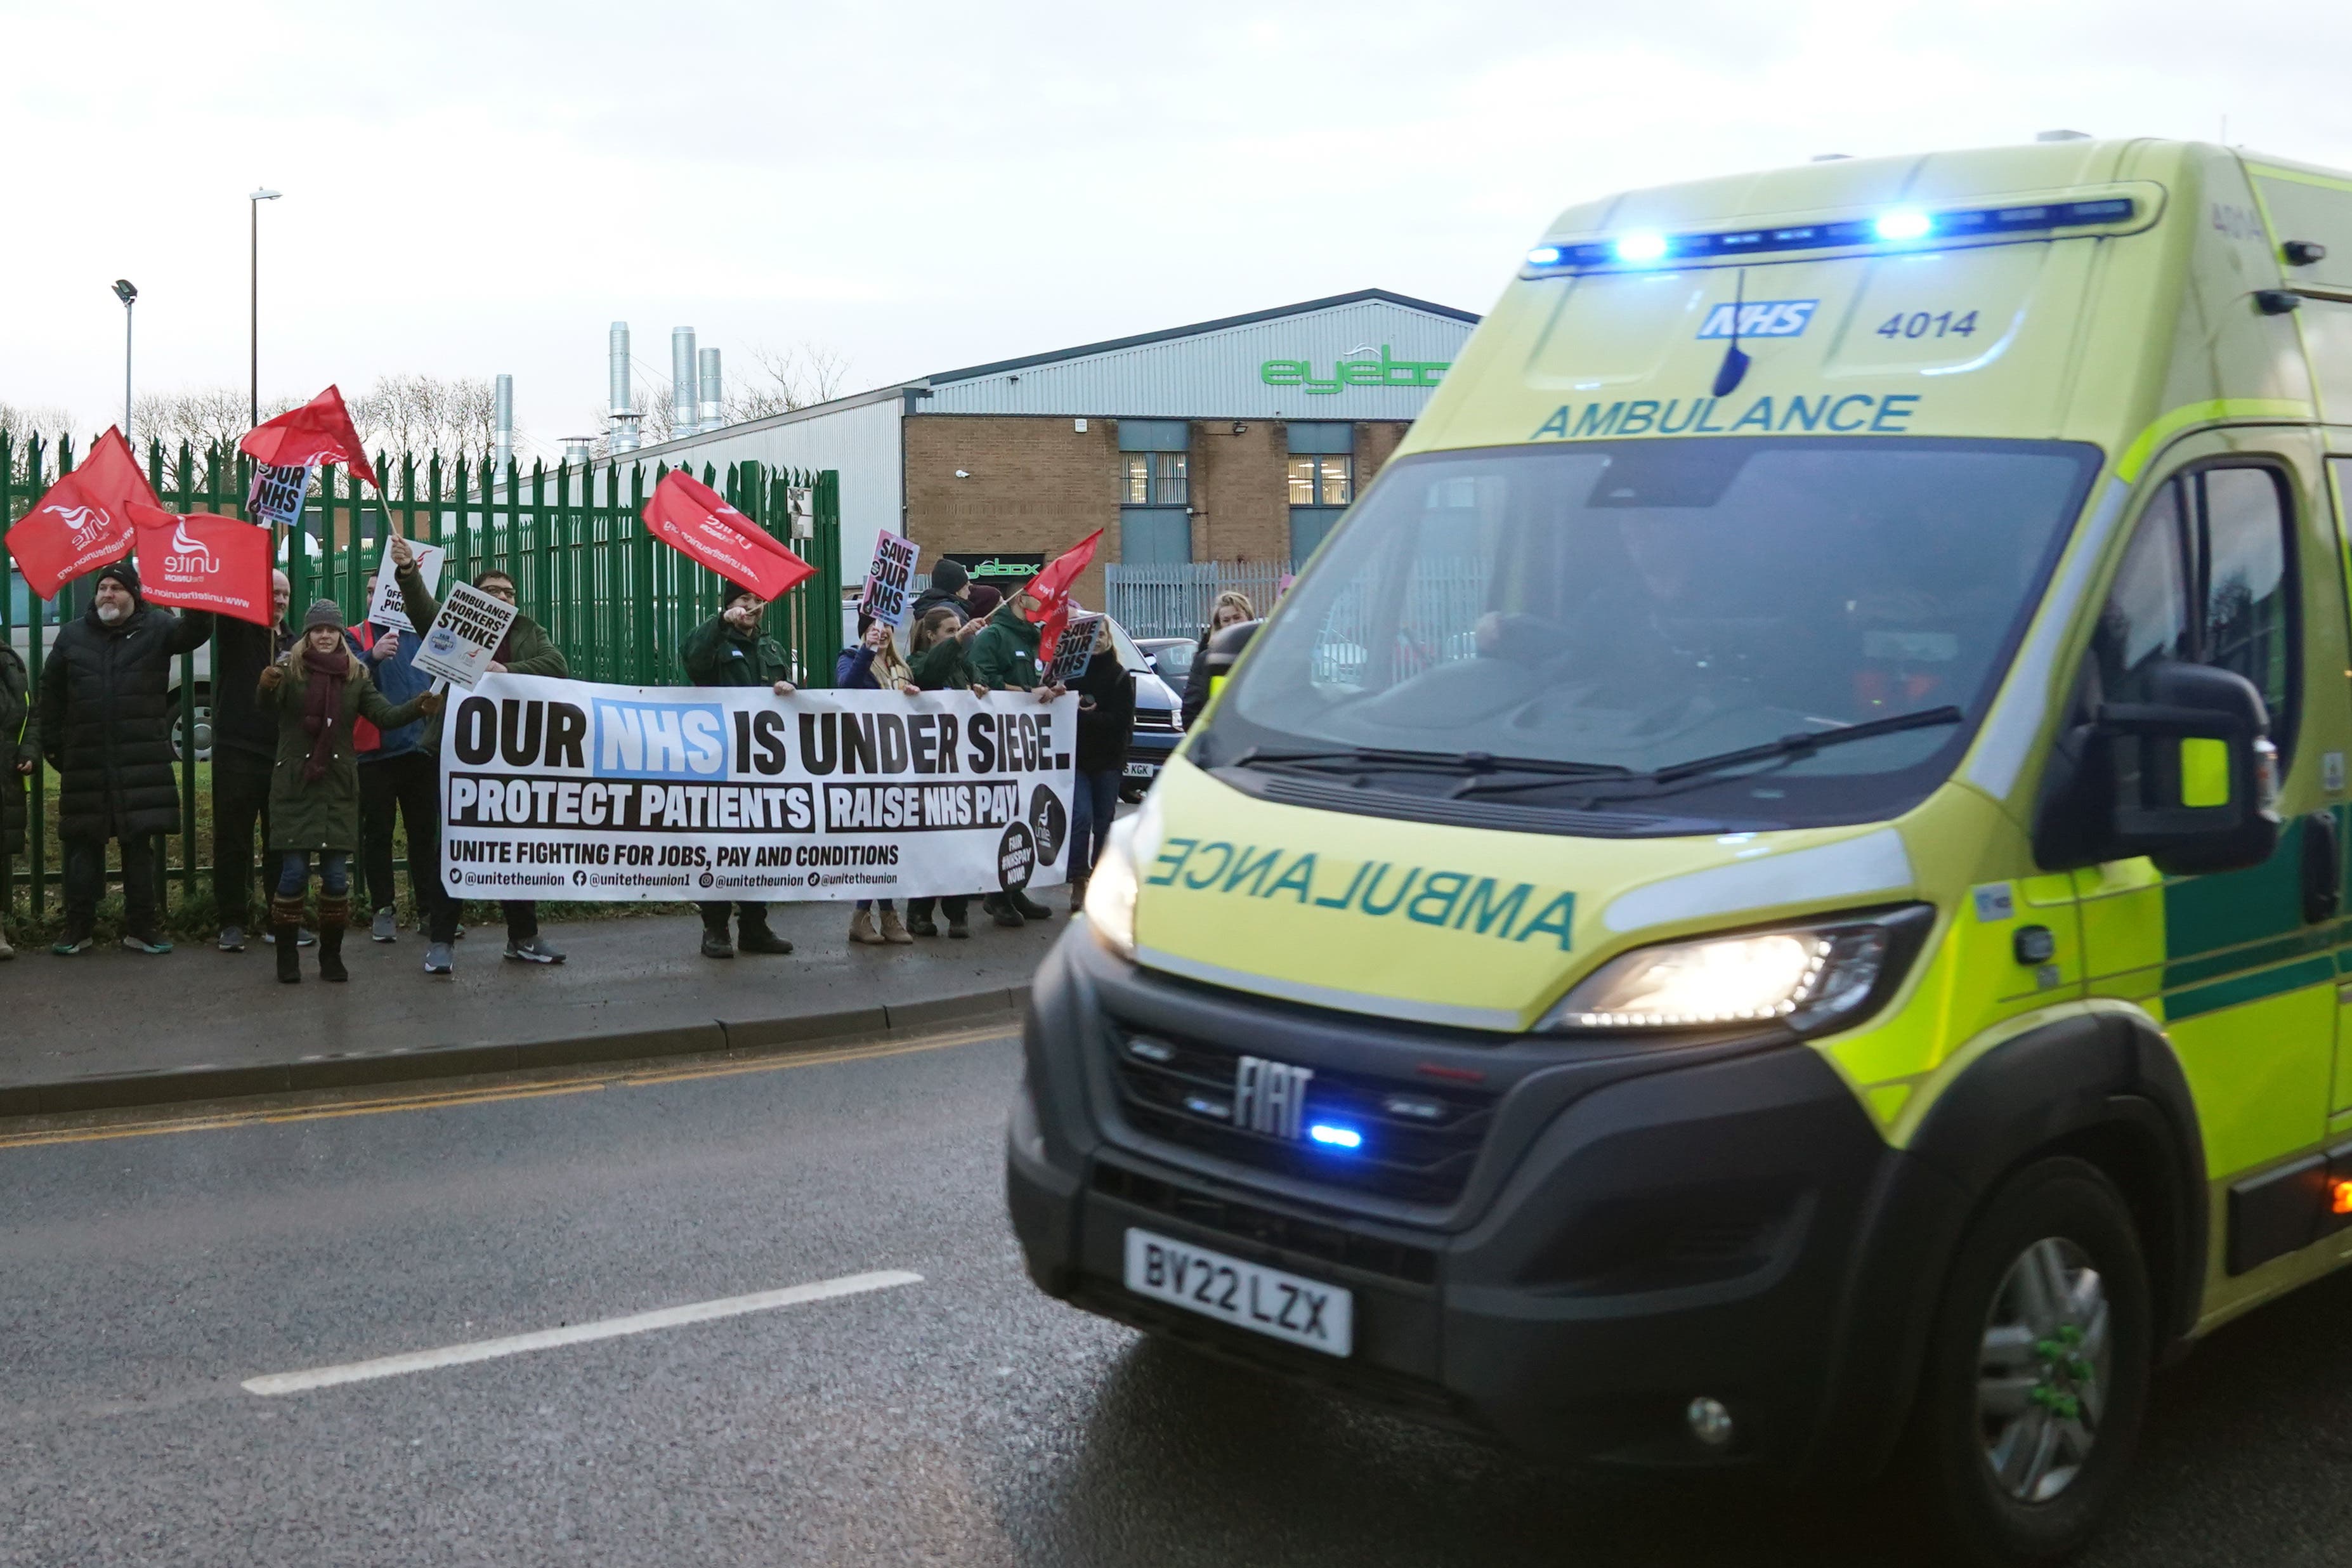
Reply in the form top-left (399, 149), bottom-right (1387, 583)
top-left (1123, 450), bottom-right (1189, 507)
top-left (1286, 422), bottom-right (1356, 567)
top-left (1287, 455), bottom-right (1352, 506)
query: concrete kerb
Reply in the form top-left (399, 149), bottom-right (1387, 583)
top-left (0, 985), bottom-right (1031, 1121)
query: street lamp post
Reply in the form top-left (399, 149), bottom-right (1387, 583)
top-left (112, 278), bottom-right (137, 438)
top-left (249, 188), bottom-right (281, 428)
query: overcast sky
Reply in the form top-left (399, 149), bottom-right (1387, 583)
top-left (6, 0), bottom-right (2348, 455)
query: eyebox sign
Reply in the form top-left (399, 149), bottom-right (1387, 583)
top-left (1259, 345), bottom-right (1450, 395)
top-left (937, 552), bottom-right (1045, 586)
top-left (437, 676), bottom-right (1076, 901)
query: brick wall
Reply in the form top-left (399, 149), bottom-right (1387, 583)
top-left (903, 415), bottom-right (1119, 605)
top-left (901, 414), bottom-right (1419, 593)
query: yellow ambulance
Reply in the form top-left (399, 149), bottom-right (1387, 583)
top-left (1007, 138), bottom-right (2352, 1562)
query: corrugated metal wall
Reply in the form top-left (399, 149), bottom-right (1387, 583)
top-left (626, 390), bottom-right (905, 580)
top-left (921, 299), bottom-right (1472, 420)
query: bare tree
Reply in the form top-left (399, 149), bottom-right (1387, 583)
top-left (726, 341), bottom-right (853, 423)
top-left (349, 375), bottom-right (510, 466)
top-left (129, 386), bottom-right (307, 457)
top-left (0, 400), bottom-right (79, 443)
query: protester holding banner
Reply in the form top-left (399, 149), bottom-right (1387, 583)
top-left (835, 615), bottom-right (918, 947)
top-left (355, 570), bottom-right (434, 943)
top-left (1067, 616), bottom-right (1135, 917)
top-left (37, 562), bottom-right (214, 955)
top-left (0, 639), bottom-right (36, 960)
top-left (970, 590), bottom-right (1064, 929)
top-left (391, 540), bottom-right (572, 971)
top-left (210, 570), bottom-right (297, 953)
top-left (679, 587), bottom-right (800, 960)
top-left (896, 604), bottom-right (994, 939)
top-left (256, 601), bottom-right (440, 983)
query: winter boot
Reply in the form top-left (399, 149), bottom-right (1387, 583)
top-left (879, 907), bottom-right (914, 945)
top-left (1011, 887), bottom-right (1055, 921)
top-left (315, 895), bottom-right (350, 982)
top-left (848, 908), bottom-right (883, 945)
top-left (738, 915), bottom-right (795, 955)
top-left (1068, 875), bottom-right (1090, 917)
top-left (270, 894), bottom-right (306, 984)
top-left (984, 892), bottom-right (1025, 929)
top-left (701, 922), bottom-right (736, 959)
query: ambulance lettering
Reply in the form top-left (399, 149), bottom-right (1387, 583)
top-left (1533, 393), bottom-right (1922, 441)
top-left (1144, 838), bottom-right (1576, 950)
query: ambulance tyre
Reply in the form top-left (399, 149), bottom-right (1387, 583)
top-left (1900, 1156), bottom-right (2152, 1567)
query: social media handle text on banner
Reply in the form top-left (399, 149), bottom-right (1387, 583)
top-left (437, 676), bottom-right (1078, 902)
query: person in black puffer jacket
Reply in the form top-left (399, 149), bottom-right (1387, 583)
top-left (0, 639), bottom-right (36, 960)
top-left (1068, 617), bottom-right (1134, 915)
top-left (37, 560), bottom-right (214, 953)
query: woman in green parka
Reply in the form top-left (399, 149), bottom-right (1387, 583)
top-left (256, 601), bottom-right (439, 984)
top-left (0, 641), bottom-right (36, 960)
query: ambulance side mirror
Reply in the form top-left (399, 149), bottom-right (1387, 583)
top-left (1201, 618), bottom-right (1262, 703)
top-left (2035, 660), bottom-right (2280, 875)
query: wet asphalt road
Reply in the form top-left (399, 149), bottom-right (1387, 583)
top-left (6, 1029), bottom-right (2352, 1567)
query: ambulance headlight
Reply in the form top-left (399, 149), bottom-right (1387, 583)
top-left (1083, 794), bottom-right (1161, 962)
top-left (1536, 905), bottom-right (1932, 1036)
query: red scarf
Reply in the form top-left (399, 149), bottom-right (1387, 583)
top-left (300, 646), bottom-right (349, 783)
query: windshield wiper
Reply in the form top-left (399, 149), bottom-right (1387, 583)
top-left (1449, 705), bottom-right (1965, 802)
top-left (1231, 745), bottom-right (1631, 782)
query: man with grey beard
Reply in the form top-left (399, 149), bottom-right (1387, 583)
top-left (37, 561), bottom-right (213, 954)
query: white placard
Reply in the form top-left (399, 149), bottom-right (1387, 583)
top-left (367, 536), bottom-right (446, 633)
top-left (414, 580), bottom-right (521, 689)
top-left (787, 487), bottom-right (814, 540)
top-left (246, 461), bottom-right (313, 532)
top-left (1044, 613), bottom-right (1102, 686)
top-left (858, 530), bottom-right (920, 629)
top-left (437, 676), bottom-right (1078, 901)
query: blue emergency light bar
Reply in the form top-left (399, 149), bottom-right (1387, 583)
top-left (1524, 196), bottom-right (2138, 275)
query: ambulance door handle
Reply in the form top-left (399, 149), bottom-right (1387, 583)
top-left (2302, 811), bottom-right (2342, 925)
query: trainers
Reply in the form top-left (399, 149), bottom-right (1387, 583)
top-left (701, 927), bottom-right (735, 959)
top-left (217, 924), bottom-right (247, 953)
top-left (52, 934), bottom-right (94, 956)
top-left (372, 908), bottom-right (398, 943)
top-left (423, 941), bottom-right (454, 975)
top-left (505, 935), bottom-right (565, 964)
top-left (261, 927), bottom-right (319, 948)
top-left (122, 932), bottom-right (174, 955)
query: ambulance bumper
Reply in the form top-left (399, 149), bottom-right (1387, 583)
top-left (1007, 927), bottom-right (1962, 1475)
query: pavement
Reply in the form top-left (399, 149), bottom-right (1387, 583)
top-left (4, 1025), bottom-right (2349, 1567)
top-left (0, 899), bottom-right (1064, 1117)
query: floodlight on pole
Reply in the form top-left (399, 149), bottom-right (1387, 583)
top-left (112, 278), bottom-right (137, 438)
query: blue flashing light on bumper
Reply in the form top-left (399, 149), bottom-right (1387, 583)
top-left (1309, 1123), bottom-right (1364, 1150)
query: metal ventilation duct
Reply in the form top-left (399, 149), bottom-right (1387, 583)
top-left (671, 327), bottom-right (697, 439)
top-left (493, 373), bottom-right (514, 470)
top-left (698, 347), bottom-right (723, 433)
top-left (607, 322), bottom-right (640, 453)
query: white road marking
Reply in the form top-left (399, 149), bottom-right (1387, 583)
top-left (241, 1269), bottom-right (922, 1396)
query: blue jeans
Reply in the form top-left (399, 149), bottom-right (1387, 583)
top-left (277, 850), bottom-right (350, 898)
top-left (1068, 769), bottom-right (1121, 879)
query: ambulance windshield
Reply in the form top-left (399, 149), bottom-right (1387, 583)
top-left (1205, 437), bottom-right (2100, 830)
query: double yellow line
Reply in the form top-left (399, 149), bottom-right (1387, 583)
top-left (0, 1024), bottom-right (1009, 1151)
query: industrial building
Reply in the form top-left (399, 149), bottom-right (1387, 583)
top-left (607, 291), bottom-right (1479, 601)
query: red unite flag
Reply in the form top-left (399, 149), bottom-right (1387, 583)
top-left (129, 503), bottom-right (276, 627)
top-left (1021, 528), bottom-right (1103, 651)
top-left (238, 385), bottom-right (379, 487)
top-left (3, 426), bottom-right (155, 599)
top-left (641, 471), bottom-right (814, 601)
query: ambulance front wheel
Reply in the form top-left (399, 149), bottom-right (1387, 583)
top-left (1900, 1156), bottom-right (2153, 1566)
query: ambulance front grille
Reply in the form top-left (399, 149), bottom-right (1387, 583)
top-left (1107, 1029), bottom-right (1495, 1206)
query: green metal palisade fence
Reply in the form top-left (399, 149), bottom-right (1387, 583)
top-left (0, 431), bottom-right (842, 921)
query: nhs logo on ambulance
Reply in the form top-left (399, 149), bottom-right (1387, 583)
top-left (595, 698), bottom-right (728, 778)
top-left (1697, 300), bottom-right (1818, 339)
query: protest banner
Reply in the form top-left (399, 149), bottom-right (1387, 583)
top-left (436, 676), bottom-right (1077, 902)
top-left (244, 461), bottom-right (312, 531)
top-left (128, 504), bottom-right (275, 626)
top-left (3, 426), bottom-right (151, 598)
top-left (366, 534), bottom-right (445, 632)
top-left (1043, 613), bottom-right (1102, 686)
top-left (642, 471), bottom-right (815, 601)
top-left (414, 580), bottom-right (521, 688)
top-left (858, 529), bottom-right (920, 629)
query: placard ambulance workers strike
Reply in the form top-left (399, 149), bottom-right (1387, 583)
top-left (438, 677), bottom-right (1078, 903)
